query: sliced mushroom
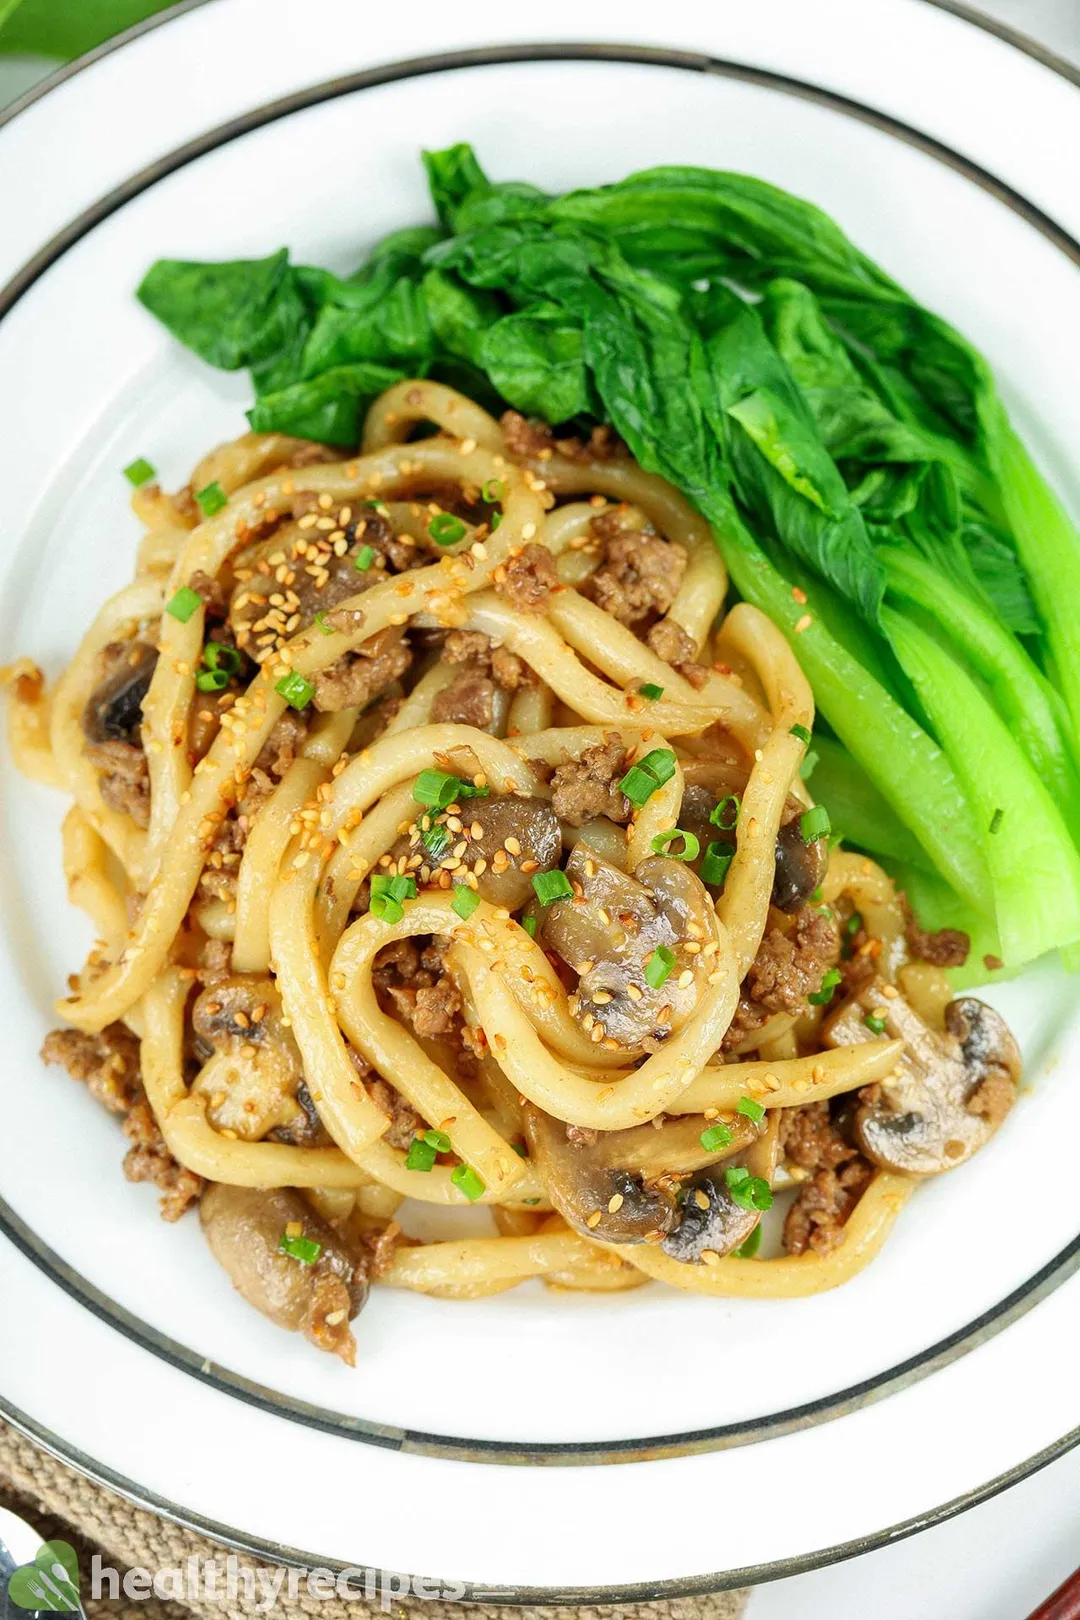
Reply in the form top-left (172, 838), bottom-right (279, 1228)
top-left (523, 1103), bottom-right (680, 1243)
top-left (200, 1183), bottom-right (368, 1363)
top-left (190, 976), bottom-right (329, 1145)
top-left (82, 640), bottom-right (158, 744)
top-left (661, 1113), bottom-right (780, 1263)
top-left (772, 814), bottom-right (827, 913)
top-left (823, 978), bottom-right (1021, 1175)
top-left (540, 845), bottom-right (714, 1050)
top-left (462, 795), bottom-right (561, 908)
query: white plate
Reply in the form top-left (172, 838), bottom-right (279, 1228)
top-left (2, 0), bottom-right (1080, 1597)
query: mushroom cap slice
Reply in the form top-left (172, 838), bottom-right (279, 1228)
top-left (771, 817), bottom-right (828, 914)
top-left (462, 795), bottom-right (562, 909)
top-left (823, 979), bottom-right (1021, 1176)
top-left (523, 1103), bottom-right (681, 1243)
top-left (199, 1183), bottom-right (368, 1362)
top-left (190, 975), bottom-right (327, 1144)
top-left (82, 641), bottom-right (158, 745)
top-left (661, 1113), bottom-right (780, 1263)
top-left (540, 844), bottom-right (714, 1051)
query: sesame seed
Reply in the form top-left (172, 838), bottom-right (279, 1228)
top-left (794, 614), bottom-right (813, 633)
top-left (585, 1210), bottom-right (603, 1229)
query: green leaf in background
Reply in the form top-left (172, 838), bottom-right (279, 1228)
top-left (0, 0), bottom-right (174, 57)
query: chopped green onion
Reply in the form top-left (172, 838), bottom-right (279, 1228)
top-left (701, 841), bottom-right (734, 887)
top-left (619, 747), bottom-right (677, 808)
top-left (371, 873), bottom-right (417, 904)
top-left (413, 769), bottom-right (461, 809)
top-left (451, 1163), bottom-right (486, 1201)
top-left (638, 682), bottom-right (664, 701)
top-left (353, 544), bottom-right (375, 572)
top-left (363, 498), bottom-right (389, 514)
top-left (422, 822), bottom-right (451, 861)
top-left (522, 914), bottom-right (538, 939)
top-left (650, 827), bottom-right (700, 861)
top-left (123, 457), bottom-right (156, 487)
top-left (644, 944), bottom-right (676, 989)
top-left (481, 478), bottom-right (504, 504)
top-left (710, 794), bottom-right (741, 830)
top-left (845, 911), bottom-right (864, 938)
top-left (618, 765), bottom-right (659, 807)
top-left (734, 1224), bottom-right (763, 1259)
top-left (865, 1013), bottom-right (888, 1035)
top-left (808, 966), bottom-right (843, 1006)
top-left (989, 807), bottom-right (1004, 835)
top-left (195, 668), bottom-right (229, 693)
top-left (165, 586), bottom-right (202, 623)
top-left (202, 642), bottom-right (241, 674)
top-left (638, 748), bottom-right (677, 784)
top-left (811, 886), bottom-right (824, 904)
top-left (490, 511), bottom-right (503, 531)
top-left (451, 885), bottom-right (481, 921)
top-left (278, 1232), bottom-right (322, 1264)
top-left (789, 723), bottom-right (812, 745)
top-left (369, 893), bottom-right (403, 924)
top-left (800, 804), bottom-right (832, 843)
top-left (533, 870), bottom-right (573, 906)
top-left (699, 1123), bottom-right (734, 1152)
top-left (800, 748), bottom-right (820, 781)
top-left (428, 512), bottom-right (467, 547)
top-left (275, 671), bottom-right (315, 710)
top-left (314, 611), bottom-right (335, 635)
top-left (195, 480), bottom-right (227, 518)
top-left (423, 1129), bottom-right (452, 1153)
top-left (737, 1096), bottom-right (765, 1123)
top-left (725, 1166), bottom-right (773, 1212)
top-left (404, 1136), bottom-right (437, 1172)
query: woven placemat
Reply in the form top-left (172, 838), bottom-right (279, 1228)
top-left (0, 1419), bottom-right (748, 1620)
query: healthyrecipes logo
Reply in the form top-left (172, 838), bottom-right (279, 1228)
top-left (8, 1543), bottom-right (480, 1612)
top-left (8, 1541), bottom-right (80, 1610)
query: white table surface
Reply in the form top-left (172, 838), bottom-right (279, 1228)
top-left (2, 3), bottom-right (1080, 1615)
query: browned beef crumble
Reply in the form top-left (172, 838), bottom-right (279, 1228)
top-left (41, 1026), bottom-right (202, 1220)
top-left (84, 739), bottom-right (151, 828)
top-left (550, 738), bottom-right (631, 826)
top-left (312, 625), bottom-right (412, 712)
top-left (371, 938), bottom-right (474, 1074)
top-left (500, 410), bottom-right (623, 464)
top-left (780, 1100), bottom-right (873, 1256)
top-left (586, 511), bottom-right (688, 628)
top-left (443, 630), bottom-right (534, 691)
top-left (367, 1078), bottom-right (424, 1151)
top-left (495, 542), bottom-right (559, 613)
top-left (431, 669), bottom-right (495, 730)
top-left (906, 915), bottom-right (971, 968)
top-left (722, 906), bottom-right (841, 1050)
top-left (645, 618), bottom-right (710, 689)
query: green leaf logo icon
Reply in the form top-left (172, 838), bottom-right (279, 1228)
top-left (7, 1540), bottom-right (80, 1610)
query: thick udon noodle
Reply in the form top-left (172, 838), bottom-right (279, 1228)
top-left (7, 381), bottom-right (927, 1308)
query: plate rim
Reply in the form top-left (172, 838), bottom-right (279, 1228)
top-left (3, 1), bottom-right (1080, 1597)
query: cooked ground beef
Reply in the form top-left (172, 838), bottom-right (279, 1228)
top-left (722, 906), bottom-right (841, 1049)
top-left (188, 568), bottom-right (228, 618)
top-left (254, 710), bottom-right (308, 778)
top-left (367, 1078), bottom-right (424, 1151)
top-left (500, 410), bottom-right (622, 464)
top-left (966, 1069), bottom-right (1015, 1127)
top-left (645, 617), bottom-right (710, 688)
top-left (84, 739), bottom-right (151, 828)
top-left (312, 626), bottom-right (412, 712)
top-left (360, 1219), bottom-right (404, 1280)
top-left (780, 1100), bottom-right (874, 1256)
top-left (443, 630), bottom-right (533, 690)
top-left (586, 512), bottom-right (687, 627)
top-left (906, 916), bottom-right (971, 968)
top-left (431, 668), bottom-right (495, 730)
top-left (41, 1025), bottom-right (202, 1220)
top-left (496, 542), bottom-right (559, 613)
top-left (372, 938), bottom-right (472, 1068)
top-left (550, 738), bottom-right (631, 826)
